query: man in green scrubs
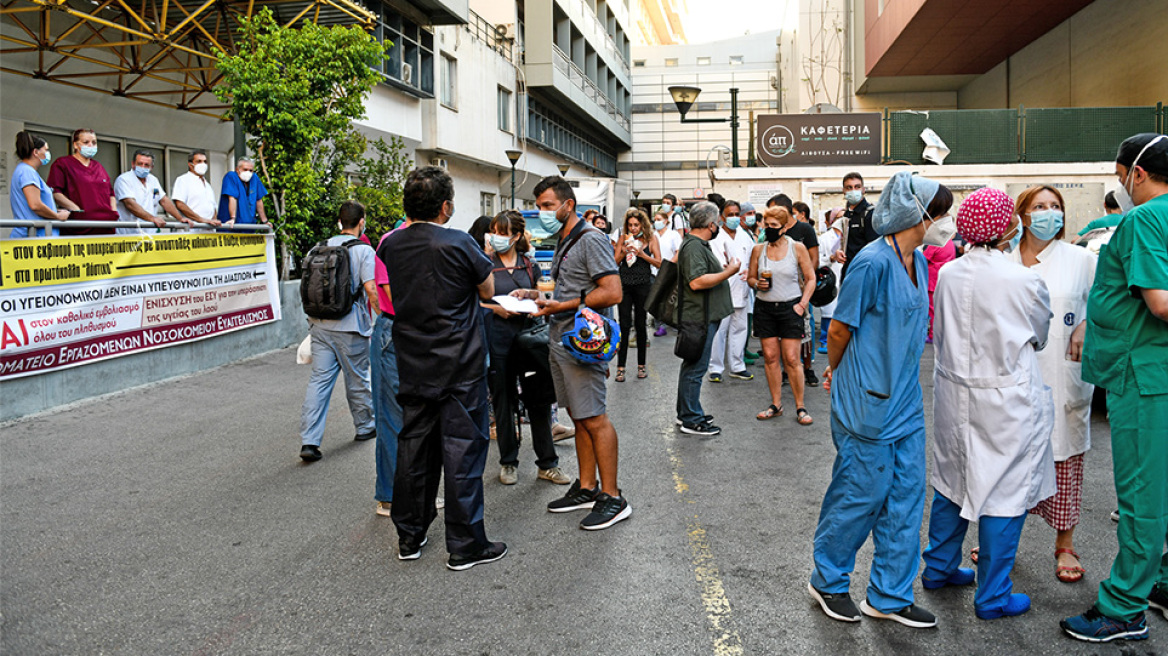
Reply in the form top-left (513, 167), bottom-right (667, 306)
top-left (1077, 190), bottom-right (1124, 236)
top-left (1062, 133), bottom-right (1168, 643)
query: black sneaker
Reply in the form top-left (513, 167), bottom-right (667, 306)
top-left (354, 430), bottom-right (376, 441)
top-left (1061, 606), bottom-right (1148, 642)
top-left (299, 445), bottom-right (322, 461)
top-left (708, 373), bottom-right (723, 383)
top-left (808, 583), bottom-right (861, 622)
top-left (447, 541), bottom-right (508, 571)
top-left (1147, 585), bottom-right (1168, 619)
top-left (547, 479), bottom-right (599, 513)
top-left (675, 415), bottom-right (713, 426)
top-left (580, 493), bottom-right (632, 530)
top-left (679, 421), bottom-right (721, 436)
top-left (804, 368), bottom-right (819, 387)
top-left (728, 370), bottom-right (754, 381)
top-left (860, 599), bottom-right (937, 628)
top-left (397, 536), bottom-right (428, 561)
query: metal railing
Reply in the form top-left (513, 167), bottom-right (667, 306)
top-left (560, 0), bottom-right (629, 76)
top-left (465, 9), bottom-right (515, 65)
top-left (1, 219), bottom-right (274, 234)
top-left (553, 46), bottom-right (630, 132)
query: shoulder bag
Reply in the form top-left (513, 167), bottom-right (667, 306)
top-left (673, 240), bottom-right (710, 361)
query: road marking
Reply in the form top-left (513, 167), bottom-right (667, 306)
top-left (667, 438), bottom-right (744, 656)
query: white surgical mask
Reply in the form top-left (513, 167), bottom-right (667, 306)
top-left (193, 162), bottom-right (208, 176)
top-left (845, 189), bottom-right (863, 205)
top-left (653, 219), bottom-right (666, 231)
top-left (1116, 134), bottom-right (1167, 211)
top-left (922, 214), bottom-right (957, 247)
top-left (238, 170), bottom-right (253, 183)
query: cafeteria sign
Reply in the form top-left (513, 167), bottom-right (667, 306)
top-left (756, 113), bottom-right (881, 166)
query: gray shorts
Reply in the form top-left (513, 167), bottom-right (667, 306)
top-left (548, 342), bottom-right (608, 420)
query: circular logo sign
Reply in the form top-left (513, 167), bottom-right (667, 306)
top-left (761, 125), bottom-right (796, 160)
top-left (1064, 312), bottom-right (1076, 327)
top-left (693, 188), bottom-right (705, 198)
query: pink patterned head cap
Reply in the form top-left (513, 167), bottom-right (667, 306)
top-left (956, 187), bottom-right (1015, 244)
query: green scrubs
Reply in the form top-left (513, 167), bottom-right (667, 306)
top-left (1082, 193), bottom-right (1168, 621)
top-left (1077, 213), bottom-right (1123, 236)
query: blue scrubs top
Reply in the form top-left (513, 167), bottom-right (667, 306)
top-left (217, 171), bottom-right (267, 224)
top-left (8, 162), bottom-right (59, 238)
top-left (831, 238), bottom-right (929, 443)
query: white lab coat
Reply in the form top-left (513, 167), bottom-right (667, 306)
top-left (1008, 240), bottom-right (1097, 461)
top-left (932, 248), bottom-right (1057, 520)
top-left (710, 227), bottom-right (755, 309)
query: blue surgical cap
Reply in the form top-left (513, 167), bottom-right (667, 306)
top-left (740, 201), bottom-right (756, 213)
top-left (873, 171), bottom-right (940, 236)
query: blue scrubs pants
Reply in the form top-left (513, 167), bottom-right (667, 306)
top-left (922, 491), bottom-right (1027, 612)
top-left (810, 421), bottom-right (926, 612)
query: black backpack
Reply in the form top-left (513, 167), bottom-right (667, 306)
top-left (300, 238), bottom-right (368, 320)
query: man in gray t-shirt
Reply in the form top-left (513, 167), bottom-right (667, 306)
top-left (514, 176), bottom-right (630, 531)
top-left (299, 201), bottom-right (380, 462)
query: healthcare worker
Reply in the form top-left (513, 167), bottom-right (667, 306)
top-left (1008, 185), bottom-right (1096, 584)
top-left (1062, 132), bottom-right (1168, 643)
top-left (922, 186), bottom-right (1055, 620)
top-left (809, 171), bottom-right (954, 629)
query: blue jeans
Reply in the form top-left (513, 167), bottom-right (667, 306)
top-left (676, 322), bottom-right (719, 426)
top-left (299, 324), bottom-right (374, 446)
top-left (371, 314), bottom-right (403, 503)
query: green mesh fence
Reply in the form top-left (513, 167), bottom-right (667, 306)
top-left (887, 109), bottom-right (1019, 164)
top-left (1024, 106), bottom-right (1159, 162)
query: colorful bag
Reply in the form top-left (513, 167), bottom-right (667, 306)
top-left (561, 295), bottom-right (620, 363)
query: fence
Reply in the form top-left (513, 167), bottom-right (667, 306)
top-left (884, 103), bottom-right (1164, 165)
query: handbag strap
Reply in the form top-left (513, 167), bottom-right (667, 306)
top-left (675, 239), bottom-right (710, 323)
top-left (551, 224), bottom-right (595, 281)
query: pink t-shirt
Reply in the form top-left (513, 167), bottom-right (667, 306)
top-left (374, 226), bottom-right (406, 315)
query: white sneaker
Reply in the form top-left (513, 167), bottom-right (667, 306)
top-left (375, 501), bottom-right (392, 517)
top-left (552, 423), bottom-right (575, 441)
top-left (499, 465), bottom-right (518, 485)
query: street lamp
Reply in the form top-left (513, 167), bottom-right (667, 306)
top-left (557, 163), bottom-right (570, 177)
top-left (505, 149), bottom-right (523, 209)
top-left (667, 85), bottom-right (741, 168)
top-left (632, 189), bottom-right (640, 209)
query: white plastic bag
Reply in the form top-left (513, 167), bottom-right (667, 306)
top-left (920, 128), bottom-right (951, 165)
top-left (296, 334), bottom-right (312, 365)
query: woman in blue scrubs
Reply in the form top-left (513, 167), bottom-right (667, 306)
top-left (809, 171), bottom-right (954, 628)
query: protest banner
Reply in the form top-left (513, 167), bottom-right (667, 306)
top-left (0, 232), bottom-right (281, 380)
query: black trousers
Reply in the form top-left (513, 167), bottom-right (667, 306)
top-left (489, 339), bottom-right (557, 469)
top-left (391, 383), bottom-right (491, 556)
top-left (618, 282), bottom-right (651, 367)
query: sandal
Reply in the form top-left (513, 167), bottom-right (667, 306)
top-left (796, 407), bottom-right (813, 425)
top-left (637, 365), bottom-right (647, 379)
top-left (615, 368), bottom-right (626, 383)
top-left (756, 404), bottom-right (783, 420)
top-left (971, 547), bottom-right (978, 564)
top-left (1055, 548), bottom-right (1085, 583)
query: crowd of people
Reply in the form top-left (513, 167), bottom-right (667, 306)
top-left (7, 126), bottom-right (1167, 644)
top-left (7, 128), bottom-right (268, 238)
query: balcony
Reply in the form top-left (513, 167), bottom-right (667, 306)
top-left (557, 0), bottom-right (629, 77)
top-left (553, 46), bottom-right (630, 133)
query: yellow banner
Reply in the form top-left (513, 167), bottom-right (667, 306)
top-left (0, 233), bottom-right (269, 290)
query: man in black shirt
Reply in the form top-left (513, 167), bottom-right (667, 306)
top-left (378, 166), bottom-right (506, 571)
top-left (766, 194), bottom-right (821, 386)
top-left (830, 172), bottom-right (877, 281)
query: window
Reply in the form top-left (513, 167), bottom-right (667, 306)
top-left (481, 192), bottom-right (495, 216)
top-left (729, 55), bottom-right (744, 65)
top-left (664, 58), bottom-right (678, 67)
top-left (697, 56), bottom-right (711, 66)
top-left (440, 54), bottom-right (457, 109)
top-left (497, 87), bottom-right (512, 132)
top-left (633, 59), bottom-right (645, 67)
top-left (378, 7), bottom-right (434, 97)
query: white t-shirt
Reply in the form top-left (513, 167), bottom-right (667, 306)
top-left (171, 171), bottom-right (217, 226)
top-left (654, 228), bottom-right (683, 276)
top-left (114, 170), bottom-right (166, 234)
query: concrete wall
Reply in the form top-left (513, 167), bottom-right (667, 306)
top-left (958, 0), bottom-right (1168, 109)
top-left (2, 281), bottom-right (307, 422)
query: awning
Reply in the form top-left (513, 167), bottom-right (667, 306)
top-left (0, 0), bottom-right (376, 119)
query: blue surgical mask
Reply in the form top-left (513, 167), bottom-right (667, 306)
top-left (40, 151), bottom-right (51, 166)
top-left (538, 209), bottom-right (563, 235)
top-left (743, 214), bottom-right (756, 227)
top-left (80, 145), bottom-right (98, 159)
top-left (845, 190), bottom-right (863, 205)
top-left (653, 219), bottom-right (666, 231)
top-left (725, 216), bottom-right (741, 230)
top-left (1027, 209), bottom-right (1063, 241)
top-left (134, 166), bottom-right (151, 179)
top-left (1004, 224), bottom-right (1023, 253)
top-left (488, 234), bottom-right (514, 253)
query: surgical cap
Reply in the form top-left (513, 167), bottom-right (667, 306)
top-left (872, 171), bottom-right (940, 236)
top-left (740, 201), bottom-right (756, 213)
top-left (1117, 133), bottom-right (1168, 177)
top-left (956, 187), bottom-right (1014, 244)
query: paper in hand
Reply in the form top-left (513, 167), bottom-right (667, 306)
top-left (493, 295), bottom-right (539, 314)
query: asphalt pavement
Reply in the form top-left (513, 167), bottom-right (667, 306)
top-left (2, 332), bottom-right (1164, 655)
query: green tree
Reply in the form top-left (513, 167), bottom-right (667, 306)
top-left (214, 9), bottom-right (386, 267)
top-left (351, 137), bottom-right (412, 238)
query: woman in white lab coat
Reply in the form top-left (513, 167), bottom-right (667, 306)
top-left (1009, 185), bottom-right (1097, 584)
top-left (921, 186), bottom-right (1056, 620)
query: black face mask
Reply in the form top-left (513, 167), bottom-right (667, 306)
top-left (709, 225), bottom-right (720, 240)
top-left (765, 227), bottom-right (782, 243)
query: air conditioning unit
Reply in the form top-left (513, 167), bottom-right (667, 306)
top-left (430, 158), bottom-right (449, 169)
top-left (495, 23), bottom-right (516, 41)
top-left (401, 62), bottom-right (413, 84)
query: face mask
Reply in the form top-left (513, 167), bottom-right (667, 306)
top-left (40, 151), bottom-right (51, 166)
top-left (710, 225), bottom-right (720, 240)
top-left (922, 214), bottom-right (957, 247)
top-left (1117, 134), bottom-right (1167, 211)
top-left (488, 234), bottom-right (514, 253)
top-left (725, 216), bottom-right (741, 231)
top-left (661, 203), bottom-right (672, 212)
top-left (238, 170), bottom-right (253, 183)
top-left (193, 162), bottom-right (208, 176)
top-left (1003, 224), bottom-right (1023, 253)
top-left (653, 219), bottom-right (666, 231)
top-left (79, 145), bottom-right (98, 159)
top-left (535, 209), bottom-right (564, 239)
top-left (845, 189), bottom-right (863, 205)
top-left (1027, 209), bottom-right (1063, 241)
top-left (764, 227), bottom-right (782, 243)
top-left (743, 214), bottom-right (756, 227)
top-left (134, 166), bottom-right (151, 179)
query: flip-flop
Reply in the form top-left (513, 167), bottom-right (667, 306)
top-left (637, 366), bottom-right (647, 379)
top-left (615, 368), bottom-right (626, 383)
top-left (970, 547), bottom-right (979, 564)
top-left (796, 407), bottom-right (813, 425)
top-left (1055, 548), bottom-right (1085, 583)
top-left (756, 404), bottom-right (782, 420)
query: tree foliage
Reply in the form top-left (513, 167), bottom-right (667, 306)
top-left (214, 9), bottom-right (387, 258)
top-left (350, 137), bottom-right (413, 238)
